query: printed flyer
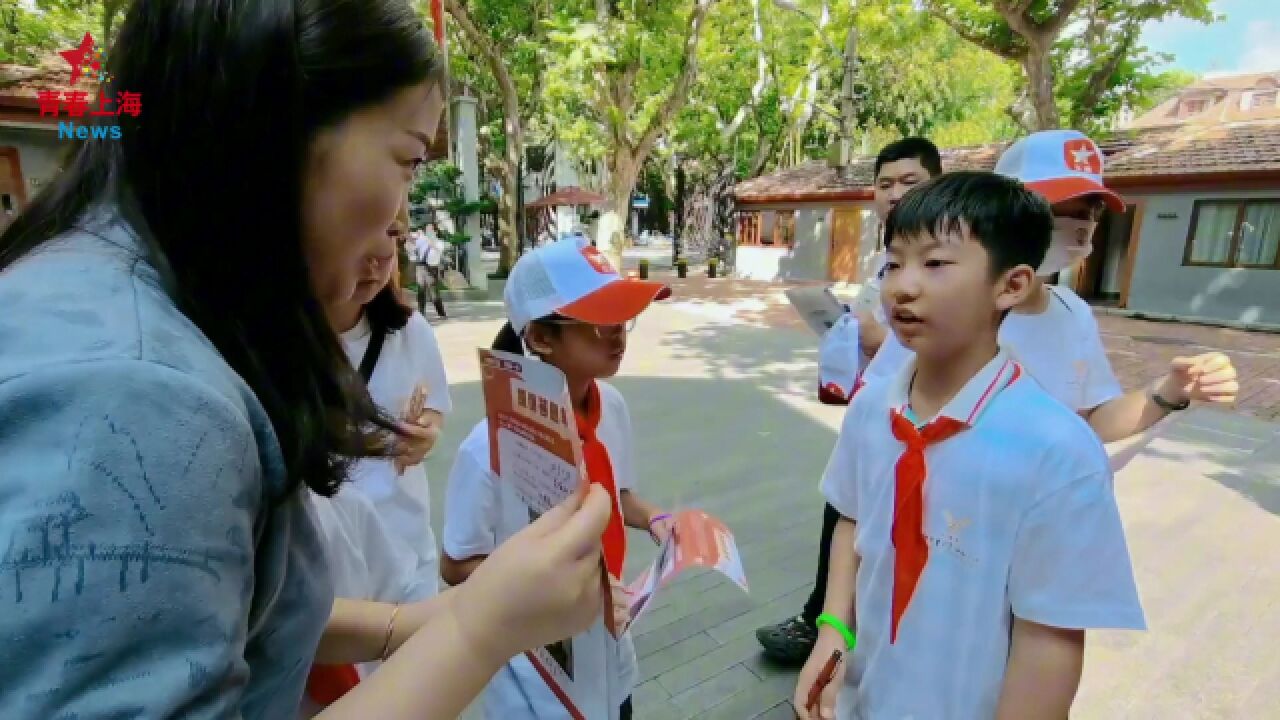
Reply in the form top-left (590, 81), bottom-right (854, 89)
top-left (480, 348), bottom-right (619, 720)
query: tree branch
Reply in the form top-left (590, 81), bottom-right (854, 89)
top-left (928, 2), bottom-right (1023, 60)
top-left (1040, 0), bottom-right (1086, 38)
top-left (1073, 25), bottom-right (1139, 122)
top-left (444, 0), bottom-right (522, 140)
top-left (996, 0), bottom-right (1085, 41)
top-left (720, 0), bottom-right (770, 142)
top-left (634, 0), bottom-right (721, 163)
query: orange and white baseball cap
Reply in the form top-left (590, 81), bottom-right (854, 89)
top-left (995, 129), bottom-right (1125, 213)
top-left (505, 237), bottom-right (672, 335)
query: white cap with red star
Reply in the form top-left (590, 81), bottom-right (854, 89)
top-left (995, 129), bottom-right (1125, 213)
top-left (504, 237), bottom-right (671, 335)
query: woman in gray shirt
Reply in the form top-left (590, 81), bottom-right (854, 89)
top-left (0, 1), bottom-right (609, 717)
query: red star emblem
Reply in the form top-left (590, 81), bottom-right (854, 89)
top-left (1063, 138), bottom-right (1102, 174)
top-left (580, 246), bottom-right (615, 275)
top-left (59, 33), bottom-right (99, 85)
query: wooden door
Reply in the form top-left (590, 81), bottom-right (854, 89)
top-left (0, 147), bottom-right (27, 209)
top-left (1073, 214), bottom-right (1109, 298)
top-left (829, 207), bottom-right (861, 282)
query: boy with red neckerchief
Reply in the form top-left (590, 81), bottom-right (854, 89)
top-left (795, 172), bottom-right (1144, 720)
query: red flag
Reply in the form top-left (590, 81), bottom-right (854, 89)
top-left (430, 0), bottom-right (446, 49)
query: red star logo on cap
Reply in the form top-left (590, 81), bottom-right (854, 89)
top-left (59, 33), bottom-right (100, 85)
top-left (1063, 138), bottom-right (1102, 174)
top-left (581, 246), bottom-right (615, 275)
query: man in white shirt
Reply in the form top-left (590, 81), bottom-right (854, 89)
top-left (864, 130), bottom-right (1239, 437)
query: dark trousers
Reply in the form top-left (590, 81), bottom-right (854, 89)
top-left (416, 264), bottom-right (446, 318)
top-left (621, 696), bottom-right (632, 719)
top-left (802, 502), bottom-right (842, 625)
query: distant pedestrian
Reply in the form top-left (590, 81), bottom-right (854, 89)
top-left (410, 225), bottom-right (446, 318)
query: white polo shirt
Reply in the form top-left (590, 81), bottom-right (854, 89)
top-left (862, 285), bottom-right (1123, 411)
top-left (336, 311), bottom-right (453, 599)
top-left (822, 349), bottom-right (1145, 720)
top-left (443, 380), bottom-right (637, 719)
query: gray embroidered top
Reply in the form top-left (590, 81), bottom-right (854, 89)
top-left (0, 215), bottom-right (331, 718)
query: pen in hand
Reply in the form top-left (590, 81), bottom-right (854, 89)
top-left (805, 648), bottom-right (844, 715)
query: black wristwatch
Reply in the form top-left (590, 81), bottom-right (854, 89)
top-left (1152, 392), bottom-right (1190, 412)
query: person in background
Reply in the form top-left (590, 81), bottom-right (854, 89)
top-left (441, 239), bottom-right (675, 720)
top-left (862, 129), bottom-right (1239, 441)
top-left (0, 2), bottom-right (610, 718)
top-left (410, 224), bottom-right (446, 318)
top-left (994, 130), bottom-right (1237, 440)
top-left (756, 137), bottom-right (942, 665)
top-left (424, 225), bottom-right (448, 316)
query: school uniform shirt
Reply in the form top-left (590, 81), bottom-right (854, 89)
top-left (339, 312), bottom-right (453, 599)
top-left (442, 380), bottom-right (638, 719)
top-left (821, 348), bottom-right (1145, 720)
top-left (309, 487), bottom-right (438, 603)
top-left (862, 285), bottom-right (1123, 411)
top-left (299, 488), bottom-right (440, 718)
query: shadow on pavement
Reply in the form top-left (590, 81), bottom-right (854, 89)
top-left (660, 320), bottom-right (821, 402)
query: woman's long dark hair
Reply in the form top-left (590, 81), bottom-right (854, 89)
top-left (0, 0), bottom-right (444, 497)
top-left (367, 286), bottom-right (413, 334)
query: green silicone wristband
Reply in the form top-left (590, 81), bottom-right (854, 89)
top-left (815, 613), bottom-right (856, 651)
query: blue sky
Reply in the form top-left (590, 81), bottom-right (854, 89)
top-left (1142, 0), bottom-right (1279, 76)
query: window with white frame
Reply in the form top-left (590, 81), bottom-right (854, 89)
top-left (1249, 90), bottom-right (1278, 109)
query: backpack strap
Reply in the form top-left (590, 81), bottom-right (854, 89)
top-left (358, 324), bottom-right (387, 384)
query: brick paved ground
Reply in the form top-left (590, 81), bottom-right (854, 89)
top-left (661, 273), bottom-right (1280, 420)
top-left (433, 284), bottom-right (1280, 719)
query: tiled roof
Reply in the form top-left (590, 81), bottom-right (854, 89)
top-left (0, 61), bottom-right (98, 102)
top-left (734, 135), bottom-right (1151, 203)
top-left (1182, 71), bottom-right (1280, 92)
top-left (1106, 119), bottom-right (1280, 179)
top-left (731, 143), bottom-right (1008, 203)
top-left (1130, 70), bottom-right (1280, 129)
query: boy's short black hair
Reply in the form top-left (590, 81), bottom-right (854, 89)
top-left (875, 137), bottom-right (943, 179)
top-left (884, 171), bottom-right (1052, 276)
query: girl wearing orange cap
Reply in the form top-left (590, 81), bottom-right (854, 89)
top-left (441, 238), bottom-right (673, 719)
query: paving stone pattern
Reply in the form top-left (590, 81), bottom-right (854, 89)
top-left (426, 283), bottom-right (1280, 719)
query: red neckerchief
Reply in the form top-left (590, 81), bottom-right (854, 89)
top-left (885, 360), bottom-right (1021, 643)
top-left (306, 663), bottom-right (361, 706)
top-left (575, 381), bottom-right (627, 579)
top-left (887, 412), bottom-right (966, 644)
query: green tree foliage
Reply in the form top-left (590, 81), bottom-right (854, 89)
top-left (671, 0), bottom-right (1020, 180)
top-left (411, 160), bottom-right (495, 247)
top-left (2, 0), bottom-right (129, 65)
top-left (538, 0), bottom-right (723, 264)
top-left (439, 0), bottom-right (553, 272)
top-left (1055, 0), bottom-right (1212, 132)
top-left (926, 0), bottom-right (1215, 130)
